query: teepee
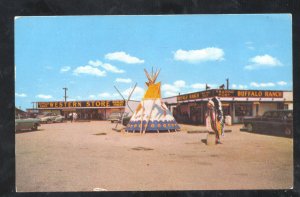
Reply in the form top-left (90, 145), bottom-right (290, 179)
top-left (125, 68), bottom-right (180, 133)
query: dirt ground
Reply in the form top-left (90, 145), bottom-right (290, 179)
top-left (15, 121), bottom-right (293, 192)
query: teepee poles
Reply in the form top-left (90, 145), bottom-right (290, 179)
top-left (114, 84), bottom-right (136, 114)
top-left (114, 83), bottom-right (137, 130)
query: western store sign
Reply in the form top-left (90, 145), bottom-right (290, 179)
top-left (37, 100), bottom-right (125, 109)
top-left (177, 90), bottom-right (283, 101)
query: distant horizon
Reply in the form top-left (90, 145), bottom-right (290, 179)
top-left (15, 14), bottom-right (292, 110)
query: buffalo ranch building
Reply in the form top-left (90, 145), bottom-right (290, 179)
top-left (164, 89), bottom-right (293, 125)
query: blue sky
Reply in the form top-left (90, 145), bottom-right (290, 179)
top-left (15, 14), bottom-right (292, 110)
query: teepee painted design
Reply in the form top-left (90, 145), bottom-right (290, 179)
top-left (126, 69), bottom-right (180, 133)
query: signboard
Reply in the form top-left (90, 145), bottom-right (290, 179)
top-left (235, 90), bottom-right (283, 98)
top-left (177, 90), bottom-right (213, 101)
top-left (177, 89), bottom-right (283, 101)
top-left (37, 100), bottom-right (125, 109)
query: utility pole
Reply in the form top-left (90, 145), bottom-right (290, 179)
top-left (63, 87), bottom-right (68, 102)
top-left (226, 78), bottom-right (229, 89)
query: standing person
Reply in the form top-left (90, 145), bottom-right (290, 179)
top-left (212, 97), bottom-right (225, 137)
top-left (70, 113), bottom-right (73, 123)
top-left (206, 97), bottom-right (224, 144)
top-left (73, 113), bottom-right (77, 122)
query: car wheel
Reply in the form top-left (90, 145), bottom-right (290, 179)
top-left (246, 123), bottom-right (253, 132)
top-left (47, 119), bottom-right (52, 124)
top-left (284, 127), bottom-right (292, 137)
top-left (32, 124), bottom-right (38, 131)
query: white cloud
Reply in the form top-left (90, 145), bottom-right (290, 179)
top-left (105, 51), bottom-right (144, 64)
top-left (231, 84), bottom-right (248, 89)
top-left (277, 81), bottom-right (288, 86)
top-left (174, 80), bottom-right (186, 88)
top-left (245, 55), bottom-right (282, 70)
top-left (174, 47), bottom-right (224, 63)
top-left (250, 82), bottom-right (275, 88)
top-left (191, 83), bottom-right (206, 89)
top-left (98, 92), bottom-right (112, 98)
top-left (115, 78), bottom-right (132, 83)
top-left (88, 60), bottom-right (102, 67)
top-left (60, 66), bottom-right (71, 73)
top-left (15, 93), bottom-right (27, 97)
top-left (36, 94), bottom-right (53, 99)
top-left (162, 84), bottom-right (180, 93)
top-left (162, 80), bottom-right (187, 96)
top-left (89, 95), bottom-right (96, 99)
top-left (190, 83), bottom-right (216, 90)
top-left (101, 63), bottom-right (125, 73)
top-left (251, 55), bottom-right (281, 65)
top-left (87, 60), bottom-right (125, 73)
top-left (122, 86), bottom-right (145, 100)
top-left (73, 65), bottom-right (106, 77)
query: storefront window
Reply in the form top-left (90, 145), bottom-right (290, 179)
top-left (235, 103), bottom-right (252, 116)
top-left (190, 104), bottom-right (203, 125)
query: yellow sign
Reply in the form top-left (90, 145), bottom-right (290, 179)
top-left (177, 89), bottom-right (283, 101)
top-left (37, 100), bottom-right (125, 109)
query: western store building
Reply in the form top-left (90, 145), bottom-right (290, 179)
top-left (35, 100), bottom-right (139, 120)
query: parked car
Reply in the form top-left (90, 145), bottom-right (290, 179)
top-left (108, 112), bottom-right (122, 123)
top-left (37, 112), bottom-right (59, 124)
top-left (53, 115), bottom-right (65, 123)
top-left (15, 115), bottom-right (41, 131)
top-left (242, 110), bottom-right (293, 137)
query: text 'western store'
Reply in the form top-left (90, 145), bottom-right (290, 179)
top-left (36, 100), bottom-right (138, 120)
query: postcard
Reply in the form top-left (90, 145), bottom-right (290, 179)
top-left (15, 14), bottom-right (293, 192)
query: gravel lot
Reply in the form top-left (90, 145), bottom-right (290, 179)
top-left (16, 121), bottom-right (293, 192)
